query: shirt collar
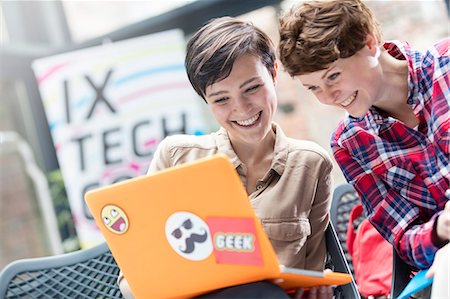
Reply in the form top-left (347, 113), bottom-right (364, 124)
top-left (214, 127), bottom-right (242, 169)
top-left (346, 107), bottom-right (386, 134)
top-left (270, 122), bottom-right (288, 176)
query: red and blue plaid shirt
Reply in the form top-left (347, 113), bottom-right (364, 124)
top-left (331, 39), bottom-right (449, 269)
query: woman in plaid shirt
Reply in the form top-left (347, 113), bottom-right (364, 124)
top-left (278, 0), bottom-right (449, 278)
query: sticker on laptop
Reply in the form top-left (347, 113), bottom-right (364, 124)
top-left (165, 213), bottom-right (262, 266)
top-left (207, 217), bottom-right (263, 266)
top-left (101, 205), bottom-right (129, 234)
top-left (165, 212), bottom-right (213, 261)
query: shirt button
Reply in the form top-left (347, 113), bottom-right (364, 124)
top-left (445, 189), bottom-right (450, 199)
top-left (256, 185), bottom-right (263, 190)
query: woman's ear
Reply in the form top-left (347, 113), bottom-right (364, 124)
top-left (366, 32), bottom-right (379, 56)
top-left (272, 61), bottom-right (279, 84)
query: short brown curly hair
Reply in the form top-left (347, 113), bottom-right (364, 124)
top-left (278, 0), bottom-right (382, 76)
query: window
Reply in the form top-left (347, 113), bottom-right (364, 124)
top-left (62, 0), bottom-right (197, 42)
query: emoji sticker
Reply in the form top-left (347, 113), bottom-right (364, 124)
top-left (101, 205), bottom-right (129, 234)
top-left (165, 212), bottom-right (213, 261)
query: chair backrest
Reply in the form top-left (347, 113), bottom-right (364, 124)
top-left (330, 184), bottom-right (361, 275)
top-left (331, 184), bottom-right (417, 298)
top-left (0, 242), bottom-right (123, 299)
top-left (325, 223), bottom-right (361, 299)
top-left (0, 227), bottom-right (360, 299)
top-left (391, 248), bottom-right (417, 298)
top-left (0, 209), bottom-right (367, 299)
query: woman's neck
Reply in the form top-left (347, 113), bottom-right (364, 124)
top-left (230, 127), bottom-right (276, 166)
top-left (230, 127), bottom-right (276, 194)
top-left (374, 52), bottom-right (418, 128)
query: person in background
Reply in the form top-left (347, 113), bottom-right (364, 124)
top-left (278, 0), bottom-right (449, 292)
top-left (119, 16), bottom-right (334, 299)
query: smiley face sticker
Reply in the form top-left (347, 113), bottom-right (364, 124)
top-left (101, 205), bottom-right (129, 234)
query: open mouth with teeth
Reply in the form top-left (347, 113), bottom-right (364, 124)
top-left (233, 111), bottom-right (262, 127)
top-left (111, 217), bottom-right (126, 232)
top-left (340, 91), bottom-right (358, 107)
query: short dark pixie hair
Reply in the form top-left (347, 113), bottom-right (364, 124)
top-left (185, 17), bottom-right (276, 100)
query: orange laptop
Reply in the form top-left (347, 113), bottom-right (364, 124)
top-left (85, 154), bottom-right (351, 299)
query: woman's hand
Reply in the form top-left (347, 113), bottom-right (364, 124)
top-left (291, 269), bottom-right (334, 299)
top-left (428, 200), bottom-right (450, 279)
top-left (436, 201), bottom-right (450, 243)
top-left (292, 286), bottom-right (334, 299)
top-left (426, 263), bottom-right (436, 279)
top-left (118, 273), bottom-right (135, 299)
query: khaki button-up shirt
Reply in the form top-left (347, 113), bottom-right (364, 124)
top-left (149, 123), bottom-right (333, 271)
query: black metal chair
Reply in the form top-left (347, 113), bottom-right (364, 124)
top-left (0, 229), bottom-right (360, 299)
top-left (325, 223), bottom-right (361, 299)
top-left (0, 242), bottom-right (123, 299)
top-left (331, 183), bottom-right (418, 299)
top-left (391, 249), bottom-right (418, 298)
top-left (330, 183), bottom-right (362, 276)
top-left (0, 231), bottom-right (360, 299)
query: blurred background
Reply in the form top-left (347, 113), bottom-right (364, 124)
top-left (0, 0), bottom-right (449, 269)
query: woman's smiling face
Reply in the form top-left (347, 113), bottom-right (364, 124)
top-left (298, 40), bottom-right (383, 118)
top-left (205, 54), bottom-right (278, 145)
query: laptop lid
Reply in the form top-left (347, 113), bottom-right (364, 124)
top-left (85, 154), bottom-right (281, 299)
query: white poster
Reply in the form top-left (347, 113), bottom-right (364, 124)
top-left (32, 30), bottom-right (211, 248)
